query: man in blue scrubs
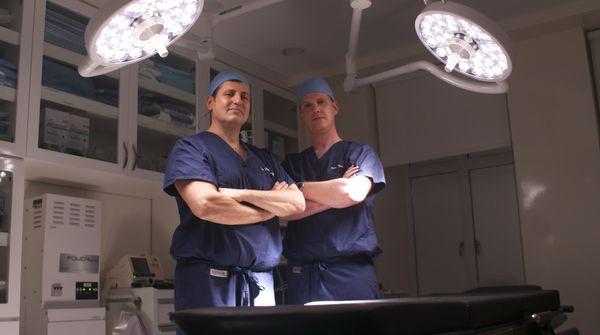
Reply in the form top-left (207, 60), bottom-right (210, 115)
top-left (163, 72), bottom-right (305, 313)
top-left (281, 77), bottom-right (386, 304)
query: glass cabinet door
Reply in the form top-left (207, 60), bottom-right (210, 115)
top-left (0, 170), bottom-right (14, 305)
top-left (0, 156), bottom-right (24, 318)
top-left (135, 53), bottom-right (196, 173)
top-left (0, 0), bottom-right (30, 157)
top-left (262, 86), bottom-right (298, 161)
top-left (35, 2), bottom-right (121, 164)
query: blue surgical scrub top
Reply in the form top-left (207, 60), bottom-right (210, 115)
top-left (282, 141), bottom-right (386, 262)
top-left (163, 131), bottom-right (293, 271)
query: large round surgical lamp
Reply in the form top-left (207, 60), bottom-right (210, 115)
top-left (344, 0), bottom-right (514, 94)
top-left (78, 0), bottom-right (204, 77)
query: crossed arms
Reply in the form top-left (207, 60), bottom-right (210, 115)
top-left (175, 179), bottom-right (305, 225)
top-left (281, 165), bottom-right (373, 221)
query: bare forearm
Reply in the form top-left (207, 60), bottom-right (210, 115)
top-left (221, 187), bottom-right (306, 217)
top-left (302, 176), bottom-right (372, 208)
top-left (281, 199), bottom-right (330, 221)
top-left (176, 180), bottom-right (274, 225)
top-left (199, 195), bottom-right (275, 224)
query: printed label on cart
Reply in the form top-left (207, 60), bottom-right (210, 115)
top-left (209, 268), bottom-right (229, 278)
top-left (59, 253), bottom-right (99, 273)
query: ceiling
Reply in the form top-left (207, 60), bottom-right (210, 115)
top-left (189, 0), bottom-right (595, 81)
top-left (82, 0), bottom-right (600, 82)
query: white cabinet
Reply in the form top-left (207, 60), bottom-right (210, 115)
top-left (106, 288), bottom-right (175, 335)
top-left (0, 156), bottom-right (25, 332)
top-left (26, 0), bottom-right (201, 193)
top-left (28, 0), bottom-right (127, 175)
top-left (0, 0), bottom-right (34, 158)
top-left (127, 52), bottom-right (198, 182)
top-left (409, 153), bottom-right (525, 295)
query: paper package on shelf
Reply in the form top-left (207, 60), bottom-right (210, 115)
top-left (43, 107), bottom-right (70, 152)
top-left (65, 113), bottom-right (90, 157)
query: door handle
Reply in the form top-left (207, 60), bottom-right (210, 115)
top-left (458, 241), bottom-right (465, 257)
top-left (474, 239), bottom-right (482, 256)
top-left (132, 144), bottom-right (138, 171)
top-left (122, 142), bottom-right (128, 169)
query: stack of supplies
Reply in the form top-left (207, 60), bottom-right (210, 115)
top-left (42, 58), bottom-right (95, 99)
top-left (0, 58), bottom-right (17, 88)
top-left (44, 5), bottom-right (87, 55)
top-left (154, 62), bottom-right (195, 94)
top-left (138, 90), bottom-right (195, 128)
top-left (0, 102), bottom-right (11, 141)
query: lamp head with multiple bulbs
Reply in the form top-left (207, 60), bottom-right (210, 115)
top-left (79, 0), bottom-right (204, 77)
top-left (415, 1), bottom-right (513, 82)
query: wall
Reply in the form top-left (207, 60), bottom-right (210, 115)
top-left (506, 26), bottom-right (600, 333)
top-left (24, 181), bottom-right (152, 279)
top-left (332, 18), bottom-right (600, 335)
top-left (151, 193), bottom-right (179, 279)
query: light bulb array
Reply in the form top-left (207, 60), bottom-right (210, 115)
top-left (416, 5), bottom-right (512, 82)
top-left (94, 0), bottom-right (199, 63)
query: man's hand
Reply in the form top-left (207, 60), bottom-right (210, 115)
top-left (272, 181), bottom-right (290, 191)
top-left (343, 165), bottom-right (359, 178)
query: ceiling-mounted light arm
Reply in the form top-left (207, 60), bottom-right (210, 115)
top-left (344, 0), bottom-right (513, 94)
top-left (350, 60), bottom-right (508, 94)
top-left (345, 0), bottom-right (372, 86)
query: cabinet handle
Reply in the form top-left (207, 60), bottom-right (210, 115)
top-left (132, 144), bottom-right (138, 171)
top-left (474, 239), bottom-right (482, 256)
top-left (458, 241), bottom-right (465, 257)
top-left (122, 142), bottom-right (128, 169)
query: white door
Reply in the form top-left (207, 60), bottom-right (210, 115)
top-left (411, 172), bottom-right (476, 295)
top-left (469, 165), bottom-right (525, 286)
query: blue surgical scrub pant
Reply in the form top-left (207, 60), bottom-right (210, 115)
top-left (174, 260), bottom-right (275, 309)
top-left (285, 256), bottom-right (380, 305)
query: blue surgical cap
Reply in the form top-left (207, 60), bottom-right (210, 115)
top-left (296, 77), bottom-right (335, 105)
top-left (209, 71), bottom-right (250, 96)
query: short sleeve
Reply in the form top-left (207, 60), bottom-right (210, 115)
top-left (163, 137), bottom-right (218, 196)
top-left (353, 144), bottom-right (386, 195)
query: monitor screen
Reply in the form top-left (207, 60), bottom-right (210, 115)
top-left (131, 257), bottom-right (151, 274)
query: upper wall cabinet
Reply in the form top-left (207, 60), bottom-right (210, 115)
top-left (0, 0), bottom-right (34, 158)
top-left (127, 52), bottom-right (198, 181)
top-left (28, 1), bottom-right (127, 176)
top-left (375, 72), bottom-right (510, 166)
top-left (26, 1), bottom-right (201, 188)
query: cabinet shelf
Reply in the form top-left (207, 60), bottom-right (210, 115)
top-left (0, 85), bottom-right (16, 102)
top-left (138, 114), bottom-right (195, 137)
top-left (264, 120), bottom-right (297, 139)
top-left (139, 78), bottom-right (195, 105)
top-left (41, 86), bottom-right (118, 119)
top-left (43, 42), bottom-right (119, 80)
top-left (0, 26), bottom-right (19, 46)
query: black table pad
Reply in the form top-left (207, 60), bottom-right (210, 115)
top-left (170, 289), bottom-right (560, 335)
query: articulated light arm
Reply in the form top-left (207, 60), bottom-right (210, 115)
top-left (344, 0), bottom-right (512, 94)
top-left (345, 60), bottom-right (509, 94)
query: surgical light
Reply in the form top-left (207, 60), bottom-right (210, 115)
top-left (344, 0), bottom-right (514, 94)
top-left (415, 1), bottom-right (513, 82)
top-left (78, 0), bottom-right (204, 77)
